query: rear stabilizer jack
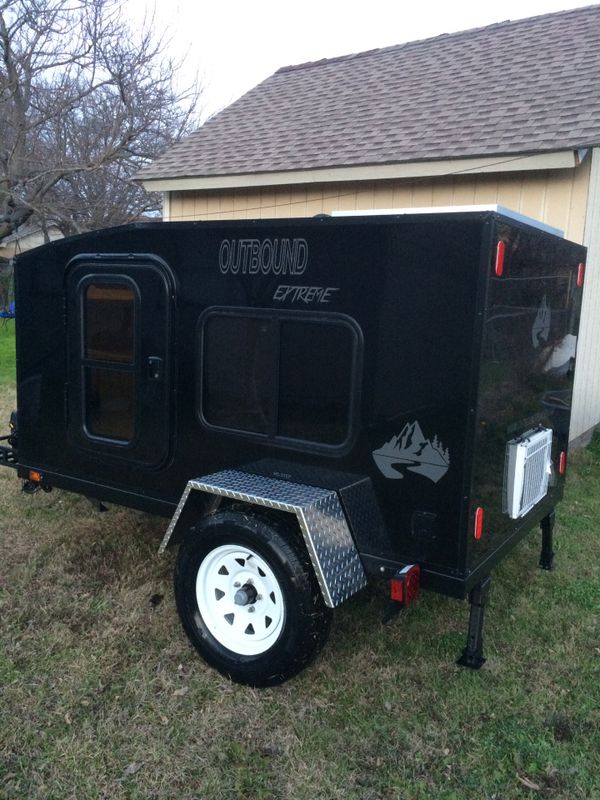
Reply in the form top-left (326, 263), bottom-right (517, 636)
top-left (457, 576), bottom-right (491, 670)
top-left (539, 510), bottom-right (555, 571)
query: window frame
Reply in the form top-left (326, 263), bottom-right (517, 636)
top-left (197, 306), bottom-right (363, 455)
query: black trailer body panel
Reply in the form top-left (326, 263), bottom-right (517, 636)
top-left (465, 220), bottom-right (584, 585)
top-left (12, 212), bottom-right (585, 598)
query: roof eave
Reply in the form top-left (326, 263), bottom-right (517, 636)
top-left (138, 149), bottom-right (585, 193)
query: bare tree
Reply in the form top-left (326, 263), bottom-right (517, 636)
top-left (0, 0), bottom-right (200, 242)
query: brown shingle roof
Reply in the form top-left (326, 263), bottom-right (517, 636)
top-left (139, 5), bottom-right (600, 181)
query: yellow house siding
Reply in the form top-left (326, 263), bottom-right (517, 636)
top-left (571, 148), bottom-right (600, 442)
top-left (166, 162), bottom-right (590, 242)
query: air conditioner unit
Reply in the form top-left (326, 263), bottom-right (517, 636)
top-left (503, 428), bottom-right (553, 519)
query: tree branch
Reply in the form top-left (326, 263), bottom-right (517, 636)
top-left (0, 0), bottom-right (202, 242)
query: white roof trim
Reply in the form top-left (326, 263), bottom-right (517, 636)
top-left (332, 205), bottom-right (564, 237)
top-left (140, 150), bottom-right (581, 192)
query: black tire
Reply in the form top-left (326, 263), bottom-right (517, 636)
top-left (174, 509), bottom-right (332, 687)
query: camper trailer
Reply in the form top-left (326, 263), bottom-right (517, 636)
top-left (0, 210), bottom-right (585, 685)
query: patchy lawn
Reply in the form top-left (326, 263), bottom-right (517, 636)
top-left (0, 380), bottom-right (599, 799)
top-left (0, 319), bottom-right (15, 384)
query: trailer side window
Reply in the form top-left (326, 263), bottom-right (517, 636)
top-left (200, 310), bottom-right (360, 451)
top-left (83, 282), bottom-right (136, 442)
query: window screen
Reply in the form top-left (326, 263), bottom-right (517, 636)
top-left (202, 315), bottom-right (275, 435)
top-left (82, 281), bottom-right (136, 442)
top-left (200, 310), bottom-right (360, 449)
top-left (85, 368), bottom-right (135, 440)
top-left (85, 284), bottom-right (135, 363)
top-left (278, 321), bottom-right (354, 444)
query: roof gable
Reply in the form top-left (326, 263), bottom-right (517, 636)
top-left (139, 5), bottom-right (600, 182)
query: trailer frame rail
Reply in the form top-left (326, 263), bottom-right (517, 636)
top-left (0, 435), bottom-right (18, 468)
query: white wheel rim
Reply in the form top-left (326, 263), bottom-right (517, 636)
top-left (196, 543), bottom-right (285, 656)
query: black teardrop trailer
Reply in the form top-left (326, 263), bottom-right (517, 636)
top-left (0, 209), bottom-right (585, 686)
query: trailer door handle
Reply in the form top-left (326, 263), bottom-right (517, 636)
top-left (147, 356), bottom-right (163, 381)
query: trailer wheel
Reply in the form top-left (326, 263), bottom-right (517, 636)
top-left (174, 509), bottom-right (332, 686)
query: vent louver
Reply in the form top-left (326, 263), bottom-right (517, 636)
top-left (503, 428), bottom-right (553, 519)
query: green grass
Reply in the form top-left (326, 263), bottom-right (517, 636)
top-left (1, 381), bottom-right (599, 799)
top-left (0, 319), bottom-right (16, 384)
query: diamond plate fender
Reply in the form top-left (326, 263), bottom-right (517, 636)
top-left (160, 469), bottom-right (368, 608)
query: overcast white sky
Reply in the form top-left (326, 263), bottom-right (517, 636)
top-left (126, 0), bottom-right (598, 119)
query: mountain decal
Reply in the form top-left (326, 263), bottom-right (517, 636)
top-left (373, 421), bottom-right (450, 483)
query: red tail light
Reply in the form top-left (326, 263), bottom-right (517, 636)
top-left (474, 507), bottom-right (484, 540)
top-left (494, 241), bottom-right (505, 277)
top-left (390, 564), bottom-right (421, 605)
top-left (577, 262), bottom-right (585, 288)
top-left (559, 451), bottom-right (567, 475)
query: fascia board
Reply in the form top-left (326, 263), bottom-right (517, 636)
top-left (140, 150), bottom-right (580, 193)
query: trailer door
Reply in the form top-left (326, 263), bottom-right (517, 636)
top-left (66, 257), bottom-right (172, 468)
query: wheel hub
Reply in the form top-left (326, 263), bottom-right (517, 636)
top-left (234, 583), bottom-right (258, 606)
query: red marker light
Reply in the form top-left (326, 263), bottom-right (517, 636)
top-left (577, 262), bottom-right (585, 288)
top-left (495, 241), bottom-right (505, 277)
top-left (559, 451), bottom-right (567, 476)
top-left (390, 564), bottom-right (421, 605)
top-left (474, 507), bottom-right (484, 540)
